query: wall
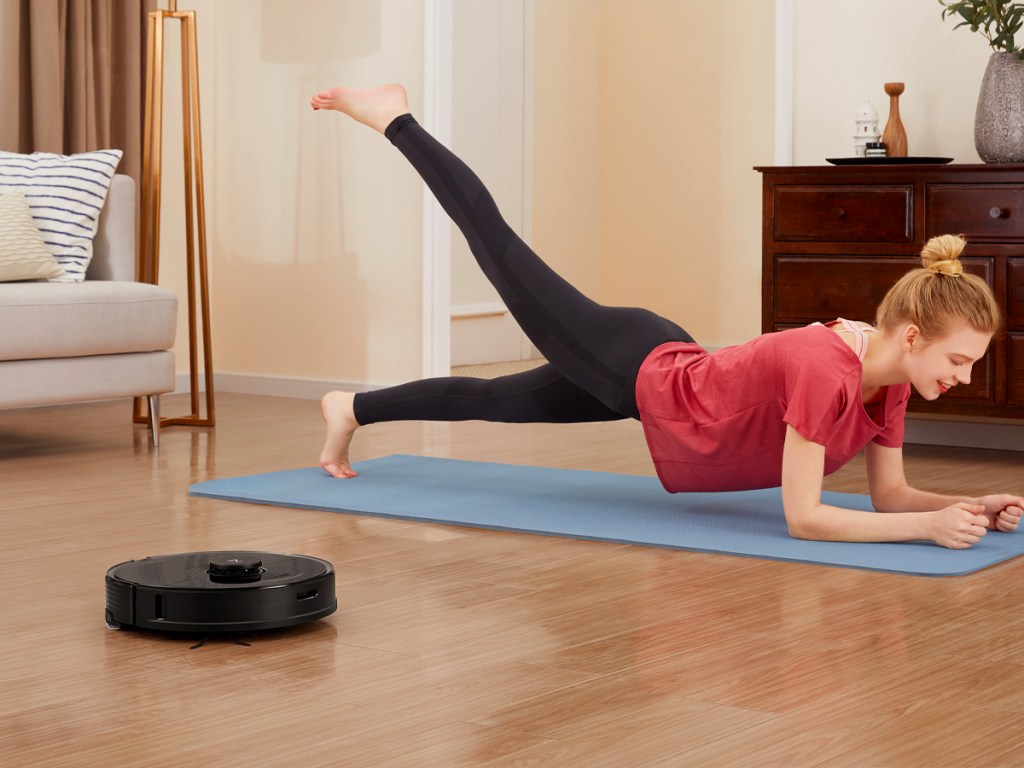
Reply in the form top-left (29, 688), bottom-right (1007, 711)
top-left (530, 0), bottom-right (774, 350)
top-left (530, 0), bottom-right (602, 302)
top-left (600, 1), bottom-right (773, 348)
top-left (157, 0), bottom-right (425, 391)
top-left (792, 0), bottom-right (991, 165)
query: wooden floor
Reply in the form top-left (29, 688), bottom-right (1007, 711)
top-left (2, 393), bottom-right (1024, 767)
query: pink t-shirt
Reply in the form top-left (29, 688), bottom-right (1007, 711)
top-left (635, 322), bottom-right (911, 492)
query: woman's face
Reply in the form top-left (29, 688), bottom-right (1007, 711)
top-left (902, 323), bottom-right (993, 400)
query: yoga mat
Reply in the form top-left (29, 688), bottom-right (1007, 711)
top-left (189, 454), bottom-right (1023, 577)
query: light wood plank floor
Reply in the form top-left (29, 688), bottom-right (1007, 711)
top-left (2, 393), bottom-right (1023, 767)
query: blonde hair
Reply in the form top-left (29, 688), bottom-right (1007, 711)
top-left (875, 234), bottom-right (1001, 338)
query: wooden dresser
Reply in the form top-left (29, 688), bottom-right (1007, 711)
top-left (756, 164), bottom-right (1024, 419)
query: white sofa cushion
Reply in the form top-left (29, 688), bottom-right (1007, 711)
top-left (0, 281), bottom-right (177, 362)
top-left (0, 191), bottom-right (65, 281)
top-left (0, 149), bottom-right (123, 282)
top-left (0, 352), bottom-right (175, 409)
top-left (0, 354), bottom-right (174, 411)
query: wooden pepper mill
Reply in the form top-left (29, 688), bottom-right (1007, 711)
top-left (882, 82), bottom-right (908, 157)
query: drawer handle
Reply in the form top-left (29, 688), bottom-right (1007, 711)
top-left (831, 207), bottom-right (846, 219)
top-left (990, 206), bottom-right (1009, 219)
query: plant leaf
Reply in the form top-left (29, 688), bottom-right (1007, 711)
top-left (938, 0), bottom-right (1024, 54)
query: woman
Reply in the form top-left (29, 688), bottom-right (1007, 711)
top-left (310, 84), bottom-right (1023, 550)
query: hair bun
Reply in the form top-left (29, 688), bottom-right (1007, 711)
top-left (921, 234), bottom-right (966, 277)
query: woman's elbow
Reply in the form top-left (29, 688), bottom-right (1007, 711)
top-left (869, 496), bottom-right (894, 514)
top-left (785, 508), bottom-right (821, 541)
top-left (785, 497), bottom-right (846, 541)
top-left (869, 488), bottom-right (903, 514)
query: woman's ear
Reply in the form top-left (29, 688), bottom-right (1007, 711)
top-left (902, 324), bottom-right (921, 351)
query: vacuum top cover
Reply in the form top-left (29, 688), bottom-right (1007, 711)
top-left (111, 550), bottom-right (330, 589)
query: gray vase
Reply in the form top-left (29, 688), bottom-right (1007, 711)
top-left (975, 52), bottom-right (1024, 163)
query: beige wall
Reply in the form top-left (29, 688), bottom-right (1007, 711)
top-left (159, 0), bottom-right (425, 388)
top-left (599, 0), bottom-right (773, 348)
top-left (531, 0), bottom-right (602, 301)
top-left (532, 0), bottom-right (773, 349)
top-left (793, 0), bottom-right (990, 165)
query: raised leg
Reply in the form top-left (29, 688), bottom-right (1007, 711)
top-left (311, 84), bottom-right (695, 479)
top-left (384, 114), bottom-right (693, 416)
top-left (310, 85), bottom-right (693, 416)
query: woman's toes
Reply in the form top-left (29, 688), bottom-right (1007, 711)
top-left (321, 461), bottom-right (357, 479)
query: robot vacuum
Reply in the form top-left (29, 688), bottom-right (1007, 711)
top-left (105, 551), bottom-right (337, 633)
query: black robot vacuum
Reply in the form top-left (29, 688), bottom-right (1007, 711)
top-left (105, 551), bottom-right (337, 633)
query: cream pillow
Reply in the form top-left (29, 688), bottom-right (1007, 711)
top-left (0, 190), bottom-right (65, 282)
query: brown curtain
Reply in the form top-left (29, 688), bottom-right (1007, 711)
top-left (0, 0), bottom-right (157, 185)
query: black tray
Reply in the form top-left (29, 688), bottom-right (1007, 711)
top-left (826, 156), bottom-right (953, 166)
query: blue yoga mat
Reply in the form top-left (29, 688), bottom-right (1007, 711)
top-left (189, 454), bottom-right (1023, 576)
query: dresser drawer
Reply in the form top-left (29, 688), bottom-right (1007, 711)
top-left (773, 256), bottom-right (994, 324)
top-left (1011, 335), bottom-right (1024, 406)
top-left (1010, 259), bottom-right (1024, 329)
top-left (774, 186), bottom-right (912, 242)
top-left (926, 184), bottom-right (1024, 241)
top-left (774, 256), bottom-right (918, 322)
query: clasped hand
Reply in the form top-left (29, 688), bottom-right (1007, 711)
top-left (932, 494), bottom-right (1024, 549)
top-left (973, 493), bottom-right (1024, 533)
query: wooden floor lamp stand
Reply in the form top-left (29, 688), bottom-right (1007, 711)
top-left (134, 0), bottom-right (215, 430)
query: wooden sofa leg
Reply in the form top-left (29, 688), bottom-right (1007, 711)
top-left (147, 395), bottom-right (161, 447)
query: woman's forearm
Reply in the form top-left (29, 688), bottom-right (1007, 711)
top-left (788, 502), bottom-right (933, 543)
top-left (871, 484), bottom-right (971, 514)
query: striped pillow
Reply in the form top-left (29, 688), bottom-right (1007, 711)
top-left (0, 149), bottom-right (123, 283)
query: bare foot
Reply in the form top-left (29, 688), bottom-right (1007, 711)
top-left (309, 84), bottom-right (409, 134)
top-left (320, 391), bottom-right (360, 478)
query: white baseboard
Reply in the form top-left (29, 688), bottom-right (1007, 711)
top-left (451, 301), bottom-right (507, 319)
top-left (173, 373), bottom-right (373, 401)
top-left (904, 416), bottom-right (1024, 452)
top-left (450, 303), bottom-right (532, 367)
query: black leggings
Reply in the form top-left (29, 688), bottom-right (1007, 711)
top-left (354, 115), bottom-right (693, 426)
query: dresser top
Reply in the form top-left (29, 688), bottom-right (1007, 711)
top-left (754, 163), bottom-right (1024, 174)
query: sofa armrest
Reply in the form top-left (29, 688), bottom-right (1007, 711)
top-left (87, 174), bottom-right (136, 282)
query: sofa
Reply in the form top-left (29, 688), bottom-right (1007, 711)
top-left (0, 175), bottom-right (178, 445)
